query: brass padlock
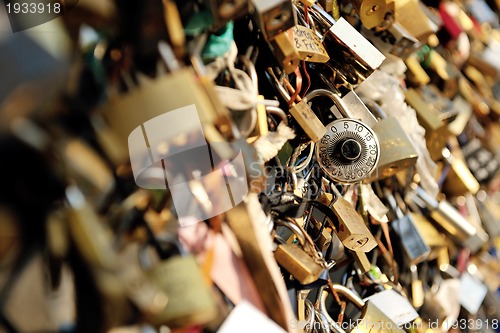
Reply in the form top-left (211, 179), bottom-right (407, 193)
top-left (319, 284), bottom-right (405, 333)
top-left (318, 192), bottom-right (377, 252)
top-left (140, 236), bottom-right (217, 327)
top-left (290, 25), bottom-right (330, 62)
top-left (404, 88), bottom-right (451, 161)
top-left (395, 0), bottom-right (438, 43)
top-left (361, 98), bottom-right (419, 181)
top-left (270, 30), bottom-right (301, 74)
top-left (267, 70), bottom-right (326, 142)
top-left (441, 148), bottom-right (480, 197)
top-left (347, 0), bottom-right (395, 30)
top-left (408, 212), bottom-right (447, 261)
top-left (308, 4), bottom-right (386, 82)
top-left (273, 220), bottom-right (325, 285)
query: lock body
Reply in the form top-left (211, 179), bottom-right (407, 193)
top-left (319, 193), bottom-right (378, 252)
top-left (405, 88), bottom-right (451, 161)
top-left (392, 214), bottom-right (430, 265)
top-left (369, 117), bottom-right (419, 180)
top-left (146, 255), bottom-right (217, 327)
top-left (274, 243), bottom-right (324, 285)
top-left (289, 100), bottom-right (327, 142)
top-left (350, 0), bottom-right (395, 30)
top-left (271, 31), bottom-right (301, 74)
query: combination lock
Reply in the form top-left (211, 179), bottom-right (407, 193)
top-left (303, 89), bottom-right (380, 183)
top-left (316, 119), bottom-right (380, 183)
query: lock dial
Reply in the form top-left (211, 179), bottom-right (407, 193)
top-left (316, 119), bottom-right (380, 183)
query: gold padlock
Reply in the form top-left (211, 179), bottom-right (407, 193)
top-left (270, 30), bottom-right (301, 74)
top-left (404, 88), bottom-right (451, 161)
top-left (273, 220), bottom-right (324, 285)
top-left (318, 192), bottom-right (377, 252)
top-left (267, 69), bottom-right (327, 142)
top-left (290, 25), bottom-right (330, 62)
top-left (348, 0), bottom-right (395, 30)
top-left (441, 149), bottom-right (480, 196)
top-left (395, 0), bottom-right (438, 43)
top-left (361, 99), bottom-right (419, 180)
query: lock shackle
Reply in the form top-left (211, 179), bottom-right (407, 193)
top-left (321, 284), bottom-right (365, 309)
top-left (361, 98), bottom-right (388, 120)
top-left (319, 284), bottom-right (365, 333)
top-left (303, 88), bottom-right (351, 120)
top-left (309, 4), bottom-right (336, 31)
top-left (275, 219), bottom-right (307, 247)
top-left (382, 188), bottom-right (405, 220)
top-left (265, 68), bottom-right (292, 102)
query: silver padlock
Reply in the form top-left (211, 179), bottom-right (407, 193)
top-left (410, 185), bottom-right (489, 253)
top-left (384, 188), bottom-right (430, 265)
top-left (308, 4), bottom-right (386, 84)
top-left (303, 88), bottom-right (381, 183)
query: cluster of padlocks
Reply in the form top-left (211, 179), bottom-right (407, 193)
top-left (0, 0), bottom-right (500, 332)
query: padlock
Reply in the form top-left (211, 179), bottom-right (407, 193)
top-left (325, 87), bottom-right (418, 181)
top-left (267, 70), bottom-right (327, 142)
top-left (362, 22), bottom-right (421, 59)
top-left (98, 67), bottom-right (233, 165)
top-left (384, 189), bottom-right (430, 265)
top-left (319, 284), bottom-right (406, 333)
top-left (289, 25), bottom-right (330, 63)
top-left (273, 219), bottom-right (325, 285)
top-left (303, 89), bottom-right (381, 183)
top-left (347, 0), bottom-right (395, 30)
top-left (441, 148), bottom-right (480, 197)
top-left (361, 99), bottom-right (419, 181)
top-left (140, 236), bottom-right (217, 327)
top-left (409, 265), bottom-right (424, 308)
top-left (407, 212), bottom-right (447, 261)
top-left (410, 185), bottom-right (489, 253)
top-left (404, 88), bottom-right (451, 161)
top-left (395, 0), bottom-right (439, 43)
top-left (270, 30), bottom-right (301, 74)
top-left (363, 288), bottom-right (419, 327)
top-left (461, 138), bottom-right (499, 184)
top-left (308, 4), bottom-right (386, 82)
top-left (317, 192), bottom-right (377, 252)
top-left (252, 0), bottom-right (297, 41)
top-left (404, 54), bottom-right (431, 86)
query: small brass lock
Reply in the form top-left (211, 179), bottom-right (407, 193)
top-left (273, 220), bottom-right (325, 285)
top-left (318, 192), bottom-right (377, 252)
